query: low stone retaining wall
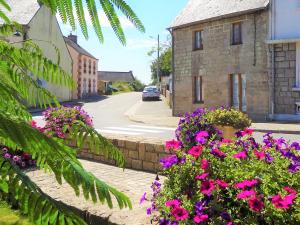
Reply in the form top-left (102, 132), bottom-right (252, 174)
top-left (78, 134), bottom-right (170, 173)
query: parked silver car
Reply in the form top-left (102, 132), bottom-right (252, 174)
top-left (142, 86), bottom-right (160, 101)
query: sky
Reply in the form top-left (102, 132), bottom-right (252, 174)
top-left (58, 0), bottom-right (188, 84)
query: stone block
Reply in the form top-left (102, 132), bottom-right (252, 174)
top-left (143, 161), bottom-right (155, 172)
top-left (125, 158), bottom-right (132, 168)
top-left (138, 143), bottom-right (146, 160)
top-left (118, 140), bottom-right (125, 148)
top-left (125, 140), bottom-right (138, 151)
top-left (145, 143), bottom-right (155, 152)
top-left (129, 150), bottom-right (139, 160)
top-left (145, 152), bottom-right (158, 163)
top-left (131, 160), bottom-right (143, 170)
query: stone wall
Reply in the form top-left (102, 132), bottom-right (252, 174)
top-left (78, 134), bottom-right (169, 173)
top-left (273, 43), bottom-right (299, 114)
top-left (173, 11), bottom-right (269, 120)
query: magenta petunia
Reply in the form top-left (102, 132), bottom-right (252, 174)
top-left (201, 159), bottom-right (209, 170)
top-left (211, 148), bottom-right (227, 159)
top-left (235, 179), bottom-right (258, 189)
top-left (165, 140), bottom-right (182, 151)
top-left (200, 180), bottom-right (215, 195)
top-left (237, 189), bottom-right (256, 199)
top-left (242, 128), bottom-right (254, 137)
top-left (248, 196), bottom-right (264, 212)
top-left (254, 150), bottom-right (266, 160)
top-left (188, 146), bottom-right (203, 158)
top-left (233, 151), bottom-right (247, 159)
top-left (193, 214), bottom-right (209, 224)
top-left (171, 207), bottom-right (189, 221)
top-left (216, 180), bottom-right (229, 188)
top-left (284, 187), bottom-right (297, 195)
top-left (195, 173), bottom-right (209, 181)
top-left (165, 199), bottom-right (181, 208)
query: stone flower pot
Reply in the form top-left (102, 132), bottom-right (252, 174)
top-left (215, 125), bottom-right (239, 140)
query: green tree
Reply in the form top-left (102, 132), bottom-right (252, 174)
top-left (0, 0), bottom-right (144, 224)
top-left (148, 46), bottom-right (172, 84)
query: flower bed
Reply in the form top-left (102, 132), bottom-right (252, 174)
top-left (143, 109), bottom-right (300, 224)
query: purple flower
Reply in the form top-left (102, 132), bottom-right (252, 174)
top-left (159, 219), bottom-right (171, 225)
top-left (220, 212), bottom-right (231, 221)
top-left (291, 142), bottom-right (300, 150)
top-left (146, 207), bottom-right (152, 215)
top-left (195, 201), bottom-right (204, 214)
top-left (265, 153), bottom-right (274, 163)
top-left (160, 155), bottom-right (178, 169)
top-left (195, 131), bottom-right (209, 144)
top-left (13, 156), bottom-right (20, 162)
top-left (139, 192), bottom-right (147, 204)
top-left (4, 153), bottom-right (11, 159)
top-left (288, 163), bottom-right (300, 173)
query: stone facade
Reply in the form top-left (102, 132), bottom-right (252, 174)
top-left (77, 134), bottom-right (169, 173)
top-left (273, 43), bottom-right (299, 114)
top-left (173, 11), bottom-right (270, 120)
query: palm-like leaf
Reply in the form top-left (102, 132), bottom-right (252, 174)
top-left (39, 0), bottom-right (145, 44)
top-left (0, 12), bottom-right (135, 223)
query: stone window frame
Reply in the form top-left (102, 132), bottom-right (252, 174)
top-left (229, 74), bottom-right (247, 112)
top-left (193, 30), bottom-right (203, 51)
top-left (193, 76), bottom-right (204, 104)
top-left (231, 22), bottom-right (243, 45)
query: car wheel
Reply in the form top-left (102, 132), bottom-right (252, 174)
top-left (142, 97), bottom-right (145, 101)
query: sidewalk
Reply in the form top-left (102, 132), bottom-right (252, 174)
top-left (27, 159), bottom-right (157, 225)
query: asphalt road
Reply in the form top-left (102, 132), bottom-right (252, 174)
top-left (32, 92), bottom-right (300, 142)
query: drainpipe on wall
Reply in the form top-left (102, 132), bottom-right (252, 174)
top-left (270, 44), bottom-right (275, 120)
top-left (167, 27), bottom-right (175, 116)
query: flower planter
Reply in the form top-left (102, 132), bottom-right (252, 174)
top-left (215, 125), bottom-right (239, 139)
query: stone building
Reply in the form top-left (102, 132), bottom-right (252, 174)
top-left (1, 0), bottom-right (73, 102)
top-left (266, 0), bottom-right (300, 120)
top-left (64, 35), bottom-right (98, 99)
top-left (169, 0), bottom-right (270, 120)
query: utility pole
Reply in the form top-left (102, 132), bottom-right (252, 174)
top-left (157, 34), bottom-right (160, 85)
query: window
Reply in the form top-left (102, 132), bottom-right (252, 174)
top-left (83, 59), bottom-right (87, 73)
top-left (93, 62), bottom-right (96, 75)
top-left (232, 22), bottom-right (242, 45)
top-left (229, 74), bottom-right (247, 111)
top-left (193, 76), bottom-right (203, 103)
top-left (88, 60), bottom-right (91, 74)
top-left (194, 31), bottom-right (203, 50)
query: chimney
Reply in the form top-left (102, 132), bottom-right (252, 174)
top-left (68, 34), bottom-right (77, 43)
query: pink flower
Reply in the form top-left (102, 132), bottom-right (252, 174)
top-left (237, 189), bottom-right (256, 199)
top-left (195, 173), bottom-right (209, 181)
top-left (235, 179), bottom-right (258, 189)
top-left (200, 180), bottom-right (215, 195)
top-left (211, 148), bottom-right (227, 158)
top-left (248, 196), bottom-right (264, 212)
top-left (201, 159), bottom-right (209, 170)
top-left (188, 146), bottom-right (203, 158)
top-left (271, 195), bottom-right (289, 209)
top-left (284, 187), bottom-right (297, 195)
top-left (242, 128), bottom-right (254, 137)
top-left (254, 150), bottom-right (266, 160)
top-left (171, 207), bottom-right (189, 221)
top-left (221, 139), bottom-right (233, 144)
top-left (165, 140), bottom-right (181, 151)
top-left (233, 151), bottom-right (247, 159)
top-left (216, 180), bottom-right (229, 188)
top-left (193, 214), bottom-right (209, 223)
top-left (165, 199), bottom-right (181, 208)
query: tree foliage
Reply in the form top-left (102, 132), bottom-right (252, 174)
top-left (0, 0), bottom-right (144, 224)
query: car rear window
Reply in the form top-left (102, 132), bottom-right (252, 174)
top-left (145, 87), bottom-right (157, 92)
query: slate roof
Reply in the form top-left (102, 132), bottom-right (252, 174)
top-left (64, 36), bottom-right (97, 60)
top-left (98, 71), bottom-right (135, 82)
top-left (170, 0), bottom-right (270, 29)
top-left (0, 0), bottom-right (40, 24)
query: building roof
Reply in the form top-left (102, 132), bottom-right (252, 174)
top-left (98, 71), bottom-right (135, 82)
top-left (170, 0), bottom-right (269, 29)
top-left (0, 0), bottom-right (40, 24)
top-left (64, 36), bottom-right (97, 60)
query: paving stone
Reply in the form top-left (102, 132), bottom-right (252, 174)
top-left (27, 159), bottom-right (164, 225)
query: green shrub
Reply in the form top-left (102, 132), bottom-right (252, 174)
top-left (206, 108), bottom-right (252, 129)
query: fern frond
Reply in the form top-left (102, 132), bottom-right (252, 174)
top-left (100, 0), bottom-right (126, 45)
top-left (109, 0), bottom-right (145, 32)
top-left (69, 120), bottom-right (125, 167)
top-left (0, 0), bottom-right (10, 11)
top-left (86, 0), bottom-right (104, 43)
top-left (0, 157), bottom-right (87, 225)
top-left (74, 0), bottom-right (88, 39)
top-left (64, 0), bottom-right (76, 30)
top-left (0, 113), bottom-right (132, 209)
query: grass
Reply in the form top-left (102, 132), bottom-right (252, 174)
top-left (0, 200), bottom-right (33, 225)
